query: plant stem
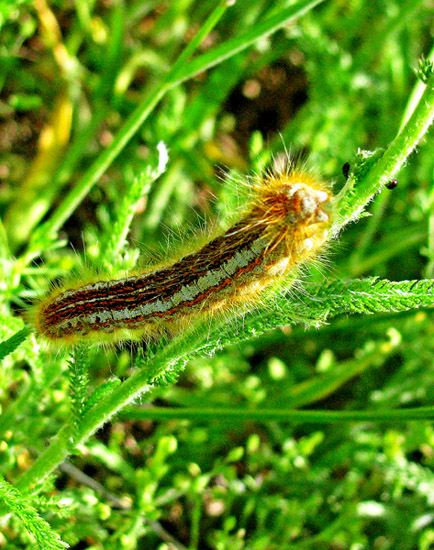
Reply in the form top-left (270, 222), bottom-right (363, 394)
top-left (15, 0), bottom-right (328, 493)
top-left (172, 0), bottom-right (325, 85)
top-left (16, 5), bottom-right (434, 498)
top-left (333, 68), bottom-right (434, 233)
top-left (120, 405), bottom-right (434, 423)
top-left (22, 0), bottom-right (230, 264)
top-left (16, 324), bottom-right (209, 492)
top-left (21, 0), bottom-right (324, 266)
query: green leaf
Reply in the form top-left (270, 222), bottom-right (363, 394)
top-left (197, 278), bottom-right (434, 356)
top-left (0, 474), bottom-right (68, 549)
top-left (0, 327), bottom-right (31, 362)
top-left (82, 377), bottom-right (121, 417)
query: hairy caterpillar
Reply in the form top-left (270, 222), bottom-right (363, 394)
top-left (33, 167), bottom-right (332, 345)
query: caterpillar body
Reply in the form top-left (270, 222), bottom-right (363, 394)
top-left (34, 169), bottom-right (332, 345)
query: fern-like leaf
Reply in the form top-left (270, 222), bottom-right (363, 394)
top-left (0, 474), bottom-right (68, 549)
top-left (0, 327), bottom-right (30, 362)
top-left (195, 278), bottom-right (434, 357)
top-left (82, 378), bottom-right (121, 417)
top-left (102, 142), bottom-right (168, 269)
top-left (66, 346), bottom-right (89, 447)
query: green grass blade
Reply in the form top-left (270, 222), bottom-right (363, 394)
top-left (21, 0), bottom-right (324, 265)
top-left (22, 0), bottom-right (231, 264)
top-left (120, 406), bottom-right (434, 423)
top-left (172, 0), bottom-right (326, 85)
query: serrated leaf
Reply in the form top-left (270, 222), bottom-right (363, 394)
top-left (192, 278), bottom-right (434, 357)
top-left (0, 327), bottom-right (31, 362)
top-left (67, 346), bottom-right (89, 446)
top-left (0, 474), bottom-right (68, 549)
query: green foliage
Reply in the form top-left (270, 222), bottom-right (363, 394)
top-left (67, 347), bottom-right (90, 448)
top-left (0, 327), bottom-right (30, 362)
top-left (415, 56), bottom-right (434, 84)
top-left (0, 0), bottom-right (32, 32)
top-left (1, 0), bottom-right (434, 548)
top-left (198, 278), bottom-right (434, 354)
top-left (0, 474), bottom-right (68, 549)
top-left (100, 142), bottom-right (168, 270)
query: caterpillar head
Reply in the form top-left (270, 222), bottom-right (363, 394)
top-left (284, 182), bottom-right (330, 226)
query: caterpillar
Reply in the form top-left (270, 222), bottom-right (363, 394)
top-left (33, 167), bottom-right (332, 345)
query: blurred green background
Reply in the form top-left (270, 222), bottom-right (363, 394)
top-left (2, 1), bottom-right (434, 549)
